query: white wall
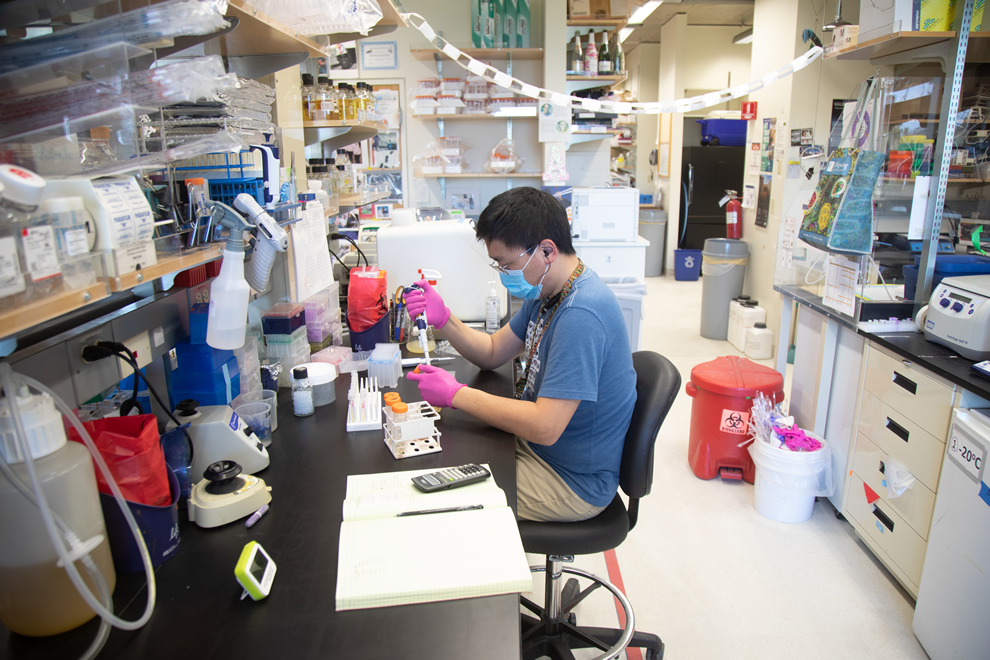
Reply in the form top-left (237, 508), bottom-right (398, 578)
top-left (627, 43), bottom-right (660, 193)
top-left (682, 26), bottom-right (753, 92)
top-left (658, 13), bottom-right (687, 270)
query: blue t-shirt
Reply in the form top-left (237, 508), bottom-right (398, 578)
top-left (509, 266), bottom-right (636, 507)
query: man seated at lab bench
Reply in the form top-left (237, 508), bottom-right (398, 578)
top-left (406, 187), bottom-right (636, 522)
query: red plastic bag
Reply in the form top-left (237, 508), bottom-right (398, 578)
top-left (347, 267), bottom-right (389, 333)
top-left (67, 414), bottom-right (171, 507)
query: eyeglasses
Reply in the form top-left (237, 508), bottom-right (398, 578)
top-left (490, 244), bottom-right (540, 274)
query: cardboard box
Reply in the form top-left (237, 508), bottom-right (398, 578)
top-left (832, 24), bottom-right (859, 49)
top-left (609, 0), bottom-right (630, 18)
top-left (950, 0), bottom-right (985, 30)
top-left (517, 0), bottom-right (530, 47)
top-left (921, 0), bottom-right (954, 31)
top-left (471, 0), bottom-right (483, 47)
top-left (859, 0), bottom-right (920, 35)
top-left (569, 0), bottom-right (591, 17)
top-left (503, 0), bottom-right (516, 48)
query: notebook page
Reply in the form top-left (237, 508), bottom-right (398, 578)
top-left (342, 464), bottom-right (507, 521)
top-left (335, 506), bottom-right (532, 611)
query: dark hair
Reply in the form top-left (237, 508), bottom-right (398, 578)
top-left (475, 187), bottom-right (575, 255)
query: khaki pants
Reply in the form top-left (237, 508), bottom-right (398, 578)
top-left (515, 438), bottom-right (607, 522)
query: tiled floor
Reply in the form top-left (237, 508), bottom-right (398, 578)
top-left (525, 276), bottom-right (929, 660)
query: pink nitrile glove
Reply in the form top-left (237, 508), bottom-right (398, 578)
top-left (404, 279), bottom-right (451, 329)
top-left (406, 364), bottom-right (466, 408)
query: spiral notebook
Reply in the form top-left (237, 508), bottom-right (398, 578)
top-left (335, 465), bottom-right (532, 611)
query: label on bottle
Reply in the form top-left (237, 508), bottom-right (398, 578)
top-left (64, 229), bottom-right (90, 256)
top-left (599, 57), bottom-right (612, 74)
top-left (92, 177), bottom-right (155, 247)
top-left (486, 298), bottom-right (500, 333)
top-left (0, 236), bottom-right (25, 298)
top-left (22, 226), bottom-right (61, 281)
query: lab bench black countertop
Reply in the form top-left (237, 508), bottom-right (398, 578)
top-left (1, 357), bottom-right (522, 660)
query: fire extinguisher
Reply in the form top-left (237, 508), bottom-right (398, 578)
top-left (720, 190), bottom-right (742, 240)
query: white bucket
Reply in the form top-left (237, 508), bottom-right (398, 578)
top-left (749, 432), bottom-right (833, 524)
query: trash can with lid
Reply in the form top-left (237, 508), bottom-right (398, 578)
top-left (686, 355), bottom-right (784, 483)
top-left (700, 238), bottom-right (749, 340)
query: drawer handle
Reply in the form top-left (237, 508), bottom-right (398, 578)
top-left (872, 505), bottom-right (895, 533)
top-left (879, 460), bottom-right (885, 474)
top-left (891, 371), bottom-right (918, 395)
top-left (885, 417), bottom-right (910, 443)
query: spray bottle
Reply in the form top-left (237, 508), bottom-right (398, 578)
top-left (485, 280), bottom-right (500, 334)
top-left (233, 193), bottom-right (288, 292)
top-left (206, 202), bottom-right (255, 350)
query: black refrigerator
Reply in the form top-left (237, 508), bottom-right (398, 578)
top-left (678, 146), bottom-right (745, 250)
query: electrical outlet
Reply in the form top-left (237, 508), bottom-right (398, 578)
top-left (118, 331), bottom-right (152, 379)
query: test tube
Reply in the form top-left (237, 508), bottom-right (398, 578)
top-left (384, 392), bottom-right (401, 406)
top-left (391, 402), bottom-right (408, 424)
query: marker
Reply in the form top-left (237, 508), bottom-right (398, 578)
top-left (245, 504), bottom-right (270, 528)
top-left (396, 504), bottom-right (484, 517)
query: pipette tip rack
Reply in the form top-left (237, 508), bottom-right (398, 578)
top-left (346, 375), bottom-right (382, 432)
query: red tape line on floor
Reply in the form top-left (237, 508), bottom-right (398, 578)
top-left (603, 548), bottom-right (643, 660)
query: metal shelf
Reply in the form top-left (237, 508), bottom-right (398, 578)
top-left (302, 120), bottom-right (385, 149)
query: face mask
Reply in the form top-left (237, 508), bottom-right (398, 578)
top-left (499, 250), bottom-right (549, 300)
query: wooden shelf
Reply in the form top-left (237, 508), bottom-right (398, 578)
top-left (567, 17), bottom-right (628, 28)
top-left (220, 0), bottom-right (327, 58)
top-left (566, 74), bottom-right (627, 82)
top-left (412, 113), bottom-right (538, 120)
top-left (302, 120), bottom-right (384, 149)
top-left (0, 283), bottom-right (110, 338)
top-left (410, 47), bottom-right (545, 61)
top-left (420, 172), bottom-right (544, 178)
top-left (105, 244), bottom-right (224, 293)
top-left (573, 129), bottom-right (623, 135)
top-left (824, 30), bottom-right (990, 63)
top-left (302, 120), bottom-right (387, 130)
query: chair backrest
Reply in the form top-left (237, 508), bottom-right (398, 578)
top-left (619, 351), bottom-right (681, 503)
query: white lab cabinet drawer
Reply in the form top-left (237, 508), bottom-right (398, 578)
top-left (863, 346), bottom-right (954, 438)
top-left (574, 237), bottom-right (649, 279)
top-left (857, 391), bottom-right (946, 491)
top-left (845, 473), bottom-right (926, 595)
top-left (852, 433), bottom-right (938, 540)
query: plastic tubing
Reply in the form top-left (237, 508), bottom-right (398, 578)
top-left (0, 363), bottom-right (156, 631)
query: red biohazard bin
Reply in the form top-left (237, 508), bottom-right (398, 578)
top-left (686, 355), bottom-right (784, 483)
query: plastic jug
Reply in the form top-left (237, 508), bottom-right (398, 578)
top-left (745, 322), bottom-right (774, 360)
top-left (0, 388), bottom-right (116, 636)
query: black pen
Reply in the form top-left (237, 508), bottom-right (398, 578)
top-left (396, 504), bottom-right (484, 517)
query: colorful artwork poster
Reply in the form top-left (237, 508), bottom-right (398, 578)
top-left (756, 173), bottom-right (772, 228)
top-left (761, 118), bottom-right (776, 173)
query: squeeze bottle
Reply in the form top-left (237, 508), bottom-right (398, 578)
top-left (206, 202), bottom-right (255, 350)
top-left (485, 280), bottom-right (500, 334)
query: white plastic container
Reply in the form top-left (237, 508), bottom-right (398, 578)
top-left (744, 322), bottom-right (774, 360)
top-left (206, 249), bottom-right (250, 350)
top-left (728, 300), bottom-right (766, 352)
top-left (0, 389), bottom-right (116, 636)
top-left (750, 432), bottom-right (832, 524)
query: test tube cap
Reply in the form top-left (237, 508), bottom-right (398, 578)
top-left (391, 402), bottom-right (408, 414)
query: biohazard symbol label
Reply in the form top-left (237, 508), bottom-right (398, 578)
top-left (719, 409), bottom-right (750, 435)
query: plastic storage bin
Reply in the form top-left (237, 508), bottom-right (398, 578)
top-left (208, 178), bottom-right (265, 207)
top-left (750, 432), bottom-right (831, 523)
top-left (174, 340), bottom-right (234, 372)
top-left (903, 254), bottom-right (990, 301)
top-left (685, 355), bottom-right (784, 483)
top-left (171, 356), bottom-right (240, 392)
top-left (188, 303), bottom-right (209, 344)
top-left (696, 118), bottom-right (747, 147)
top-left (601, 277), bottom-right (647, 352)
top-left (674, 249), bottom-right (702, 281)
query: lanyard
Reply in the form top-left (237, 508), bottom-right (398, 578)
top-left (514, 260), bottom-right (585, 400)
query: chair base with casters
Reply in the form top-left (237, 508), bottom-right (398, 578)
top-left (517, 351), bottom-right (681, 660)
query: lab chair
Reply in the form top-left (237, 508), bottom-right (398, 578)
top-left (517, 351), bottom-right (681, 660)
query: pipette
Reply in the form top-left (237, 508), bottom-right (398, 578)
top-left (403, 285), bottom-right (431, 366)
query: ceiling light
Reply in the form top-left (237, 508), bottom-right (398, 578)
top-left (627, 0), bottom-right (662, 26)
top-left (619, 27), bottom-right (635, 43)
top-left (732, 28), bottom-right (753, 45)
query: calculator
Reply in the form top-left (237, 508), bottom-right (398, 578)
top-left (411, 464), bottom-right (491, 493)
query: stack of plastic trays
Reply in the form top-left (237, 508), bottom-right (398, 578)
top-left (265, 326), bottom-right (310, 388)
top-left (262, 302), bottom-right (305, 335)
top-left (234, 335), bottom-right (262, 394)
top-left (367, 343), bottom-right (401, 388)
top-left (303, 284), bottom-right (343, 352)
top-left (312, 345), bottom-right (351, 373)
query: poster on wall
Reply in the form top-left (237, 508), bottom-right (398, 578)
top-left (328, 41), bottom-right (359, 78)
top-left (538, 103), bottom-right (571, 142)
top-left (761, 118), bottom-right (776, 173)
top-left (755, 174), bottom-right (772, 227)
top-left (360, 41), bottom-right (398, 70)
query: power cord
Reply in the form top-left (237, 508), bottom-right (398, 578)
top-left (331, 232), bottom-right (369, 267)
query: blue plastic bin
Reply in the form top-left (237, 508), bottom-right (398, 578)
top-left (174, 340), bottom-right (234, 372)
top-left (903, 254), bottom-right (990, 300)
top-left (189, 303), bottom-right (208, 344)
top-left (696, 119), bottom-right (747, 147)
top-left (170, 371), bottom-right (240, 408)
top-left (674, 249), bottom-right (703, 281)
top-left (208, 177), bottom-right (265, 207)
top-left (348, 313), bottom-right (390, 353)
top-left (171, 356), bottom-right (240, 391)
